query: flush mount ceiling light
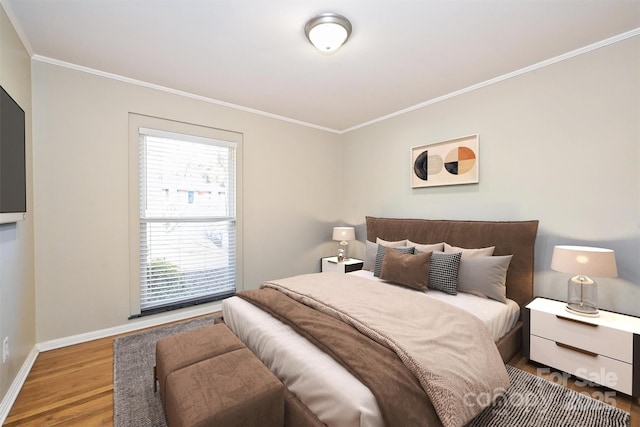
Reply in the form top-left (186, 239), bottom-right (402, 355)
top-left (304, 13), bottom-right (352, 53)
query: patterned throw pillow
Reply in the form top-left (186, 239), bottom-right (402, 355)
top-left (374, 245), bottom-right (414, 277)
top-left (363, 238), bottom-right (408, 271)
top-left (427, 251), bottom-right (462, 294)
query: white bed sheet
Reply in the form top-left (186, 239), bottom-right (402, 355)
top-left (222, 296), bottom-right (384, 427)
top-left (222, 272), bottom-right (520, 427)
top-left (348, 270), bottom-right (520, 341)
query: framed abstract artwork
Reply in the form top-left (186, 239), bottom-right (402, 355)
top-left (411, 134), bottom-right (479, 188)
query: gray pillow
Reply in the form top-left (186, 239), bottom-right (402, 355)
top-left (374, 245), bottom-right (414, 277)
top-left (364, 240), bottom-right (378, 271)
top-left (364, 238), bottom-right (407, 271)
top-left (427, 251), bottom-right (462, 295)
top-left (457, 255), bottom-right (513, 303)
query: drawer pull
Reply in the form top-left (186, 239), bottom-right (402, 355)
top-left (555, 342), bottom-right (598, 357)
top-left (555, 315), bottom-right (598, 327)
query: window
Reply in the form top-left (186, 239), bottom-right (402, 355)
top-left (129, 115), bottom-right (242, 316)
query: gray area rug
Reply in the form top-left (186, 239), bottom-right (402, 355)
top-left (113, 318), bottom-right (630, 427)
top-left (469, 365), bottom-right (630, 427)
top-left (113, 316), bottom-right (217, 427)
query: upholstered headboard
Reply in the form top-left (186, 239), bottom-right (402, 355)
top-left (365, 216), bottom-right (539, 310)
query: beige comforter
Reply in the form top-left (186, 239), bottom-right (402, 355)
top-left (262, 272), bottom-right (510, 427)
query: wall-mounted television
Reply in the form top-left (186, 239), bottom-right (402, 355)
top-left (0, 85), bottom-right (26, 224)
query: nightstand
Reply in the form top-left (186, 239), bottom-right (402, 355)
top-left (524, 297), bottom-right (640, 397)
top-left (321, 257), bottom-right (363, 273)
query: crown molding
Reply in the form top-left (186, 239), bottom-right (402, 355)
top-left (31, 55), bottom-right (341, 134)
top-left (24, 25), bottom-right (640, 135)
top-left (342, 27), bottom-right (640, 134)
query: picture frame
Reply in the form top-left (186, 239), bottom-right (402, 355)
top-left (411, 134), bottom-right (479, 188)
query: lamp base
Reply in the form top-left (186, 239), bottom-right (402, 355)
top-left (565, 303), bottom-right (599, 317)
top-left (566, 275), bottom-right (599, 317)
top-left (337, 241), bottom-right (349, 261)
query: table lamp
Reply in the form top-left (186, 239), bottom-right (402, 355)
top-left (332, 227), bottom-right (355, 261)
top-left (550, 245), bottom-right (617, 317)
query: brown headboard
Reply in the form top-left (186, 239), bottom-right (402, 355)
top-left (365, 216), bottom-right (539, 309)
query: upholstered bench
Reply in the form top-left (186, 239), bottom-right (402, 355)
top-left (165, 346), bottom-right (285, 427)
top-left (155, 323), bottom-right (285, 427)
top-left (155, 324), bottom-right (245, 407)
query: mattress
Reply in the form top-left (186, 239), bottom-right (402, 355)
top-left (222, 272), bottom-right (520, 427)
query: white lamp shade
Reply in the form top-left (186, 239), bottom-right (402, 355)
top-left (550, 245), bottom-right (617, 278)
top-left (332, 227), bottom-right (355, 241)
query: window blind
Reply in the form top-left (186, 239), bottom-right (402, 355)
top-left (138, 128), bottom-right (237, 312)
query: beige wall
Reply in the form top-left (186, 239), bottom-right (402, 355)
top-left (341, 37), bottom-right (640, 316)
top-left (32, 62), bottom-right (342, 342)
top-left (21, 21), bottom-right (640, 346)
top-left (0, 6), bottom-right (35, 402)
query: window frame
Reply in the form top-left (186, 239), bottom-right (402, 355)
top-left (128, 113), bottom-right (243, 317)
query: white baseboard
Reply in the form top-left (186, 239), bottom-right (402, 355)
top-left (37, 302), bottom-right (222, 352)
top-left (0, 301), bottom-right (222, 424)
top-left (0, 346), bottom-right (39, 425)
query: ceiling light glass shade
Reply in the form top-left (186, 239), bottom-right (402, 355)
top-left (305, 13), bottom-right (352, 52)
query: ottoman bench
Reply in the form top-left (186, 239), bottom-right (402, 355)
top-left (165, 347), bottom-right (285, 427)
top-left (155, 323), bottom-right (245, 407)
top-left (155, 322), bottom-right (285, 427)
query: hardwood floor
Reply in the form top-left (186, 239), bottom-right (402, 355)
top-left (4, 330), bottom-right (639, 426)
top-left (3, 334), bottom-right (115, 426)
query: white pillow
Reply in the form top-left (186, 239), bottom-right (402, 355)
top-left (407, 241), bottom-right (444, 253)
top-left (444, 242), bottom-right (495, 259)
top-left (363, 238), bottom-right (407, 271)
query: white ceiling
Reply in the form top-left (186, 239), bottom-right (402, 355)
top-left (3, 0), bottom-right (640, 132)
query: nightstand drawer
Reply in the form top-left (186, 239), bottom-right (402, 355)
top-left (530, 309), bottom-right (632, 363)
top-left (321, 257), bottom-right (364, 273)
top-left (530, 335), bottom-right (633, 395)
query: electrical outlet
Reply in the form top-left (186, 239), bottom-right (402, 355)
top-left (2, 337), bottom-right (8, 363)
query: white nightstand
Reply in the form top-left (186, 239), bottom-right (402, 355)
top-left (524, 297), bottom-right (640, 397)
top-left (321, 257), bottom-right (363, 273)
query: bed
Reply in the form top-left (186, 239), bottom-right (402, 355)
top-left (222, 216), bottom-right (539, 427)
